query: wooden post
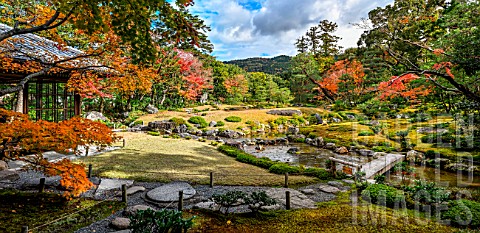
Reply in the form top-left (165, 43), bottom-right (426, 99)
top-left (285, 191), bottom-right (291, 210)
top-left (209, 172), bottom-right (214, 188)
top-left (21, 226), bottom-right (28, 233)
top-left (284, 173), bottom-right (289, 188)
top-left (88, 164), bottom-right (92, 178)
top-left (178, 191), bottom-right (184, 211)
top-left (122, 184), bottom-right (127, 204)
top-left (39, 178), bottom-right (45, 193)
top-left (123, 138), bottom-right (126, 148)
top-left (85, 146), bottom-right (89, 157)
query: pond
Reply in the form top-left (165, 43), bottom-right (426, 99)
top-left (242, 139), bottom-right (480, 187)
top-left (387, 165), bottom-right (480, 188)
top-left (243, 142), bottom-right (370, 168)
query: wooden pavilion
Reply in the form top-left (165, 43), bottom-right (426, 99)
top-left (0, 23), bottom-right (100, 122)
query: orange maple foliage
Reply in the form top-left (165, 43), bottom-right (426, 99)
top-left (378, 73), bottom-right (431, 100)
top-left (0, 109), bottom-right (119, 197)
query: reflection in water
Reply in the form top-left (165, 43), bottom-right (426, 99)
top-left (387, 165), bottom-right (480, 188)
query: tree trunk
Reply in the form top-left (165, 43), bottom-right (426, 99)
top-left (159, 89), bottom-right (167, 106)
top-left (15, 88), bottom-right (24, 113)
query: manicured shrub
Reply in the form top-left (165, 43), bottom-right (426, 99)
top-left (442, 199), bottom-right (480, 228)
top-left (372, 146), bottom-right (395, 153)
top-left (361, 184), bottom-right (403, 207)
top-left (304, 167), bottom-right (331, 180)
top-left (170, 117), bottom-right (187, 126)
top-left (358, 131), bottom-right (375, 136)
top-left (254, 157), bottom-right (277, 169)
top-left (129, 209), bottom-right (195, 232)
top-left (236, 153), bottom-right (258, 164)
top-left (147, 131), bottom-right (160, 136)
top-left (225, 116), bottom-right (242, 122)
top-left (188, 116), bottom-right (208, 128)
top-left (269, 163), bottom-right (301, 174)
top-left (215, 121), bottom-right (225, 127)
top-left (274, 117), bottom-right (289, 125)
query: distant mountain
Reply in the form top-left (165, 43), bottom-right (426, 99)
top-left (224, 55), bottom-right (292, 75)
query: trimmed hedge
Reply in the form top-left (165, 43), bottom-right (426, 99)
top-left (442, 199), bottom-right (480, 228)
top-left (218, 145), bottom-right (331, 180)
top-left (361, 184), bottom-right (403, 207)
top-left (188, 116), bottom-right (208, 128)
top-left (269, 163), bottom-right (301, 174)
top-left (225, 116), bottom-right (242, 122)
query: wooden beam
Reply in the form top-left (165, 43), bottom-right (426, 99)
top-left (329, 157), bottom-right (362, 168)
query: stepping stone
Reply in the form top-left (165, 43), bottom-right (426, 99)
top-left (264, 188), bottom-right (316, 209)
top-left (193, 201), bottom-right (219, 211)
top-left (301, 189), bottom-right (315, 195)
top-left (0, 170), bottom-right (20, 181)
top-left (318, 184), bottom-right (340, 194)
top-left (146, 182), bottom-right (196, 202)
top-left (110, 217), bottom-right (130, 230)
top-left (95, 179), bottom-right (134, 196)
top-left (112, 230), bottom-right (131, 233)
top-left (124, 205), bottom-right (156, 216)
top-left (327, 181), bottom-right (344, 188)
top-left (116, 186), bottom-right (146, 197)
top-left (342, 179), bottom-right (355, 185)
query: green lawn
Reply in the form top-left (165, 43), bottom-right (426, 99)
top-left (79, 132), bottom-right (316, 186)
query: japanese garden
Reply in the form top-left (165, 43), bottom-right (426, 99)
top-left (0, 0), bottom-right (479, 232)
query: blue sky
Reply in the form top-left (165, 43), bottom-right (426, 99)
top-left (189, 0), bottom-right (393, 61)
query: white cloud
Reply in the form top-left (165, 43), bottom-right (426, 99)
top-left (191, 0), bottom-right (393, 61)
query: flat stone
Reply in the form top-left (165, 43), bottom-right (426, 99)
top-left (264, 188), bottom-right (316, 209)
top-left (301, 189), bottom-right (315, 195)
top-left (126, 186), bottom-right (146, 196)
top-left (318, 184), bottom-right (340, 194)
top-left (0, 160), bottom-right (8, 171)
top-left (342, 179), bottom-right (355, 185)
top-left (96, 179), bottom-right (134, 196)
top-left (124, 205), bottom-right (156, 216)
top-left (110, 217), bottom-right (130, 230)
top-left (146, 182), bottom-right (196, 202)
top-left (327, 181), bottom-right (344, 188)
top-left (193, 201), bottom-right (219, 211)
top-left (0, 170), bottom-right (19, 181)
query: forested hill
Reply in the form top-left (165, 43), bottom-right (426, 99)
top-left (224, 55), bottom-right (291, 75)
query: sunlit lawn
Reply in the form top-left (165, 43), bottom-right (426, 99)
top-left (78, 132), bottom-right (316, 186)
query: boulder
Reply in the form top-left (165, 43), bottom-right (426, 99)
top-left (0, 160), bottom-right (8, 171)
top-left (314, 137), bottom-right (324, 147)
top-left (342, 179), bottom-right (355, 185)
top-left (327, 181), bottom-right (344, 188)
top-left (287, 127), bottom-right (300, 135)
top-left (445, 163), bottom-right (477, 173)
top-left (287, 134), bottom-right (306, 142)
top-left (335, 146), bottom-right (349, 154)
top-left (218, 130), bottom-right (241, 138)
top-left (124, 205), bottom-right (155, 216)
top-left (358, 149), bottom-right (374, 157)
top-left (266, 109), bottom-right (302, 116)
top-left (301, 189), bottom-right (315, 195)
top-left (305, 138), bottom-right (313, 145)
top-left (209, 121), bottom-right (217, 127)
top-left (332, 117), bottom-right (342, 123)
top-left (369, 120), bottom-right (380, 126)
top-left (85, 111), bottom-right (107, 121)
top-left (145, 104), bottom-right (159, 114)
top-left (173, 124), bottom-right (188, 134)
top-left (346, 115), bottom-right (355, 120)
top-left (324, 143), bottom-right (336, 149)
top-left (406, 150), bottom-right (424, 162)
top-left (318, 184), bottom-right (340, 194)
top-left (225, 141), bottom-right (244, 150)
top-left (314, 113), bottom-right (323, 125)
top-left (287, 147), bottom-right (299, 154)
top-left (126, 186), bottom-right (146, 195)
top-left (203, 130), bottom-right (217, 137)
top-left (110, 217), bottom-right (130, 230)
top-left (148, 121), bottom-right (175, 131)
